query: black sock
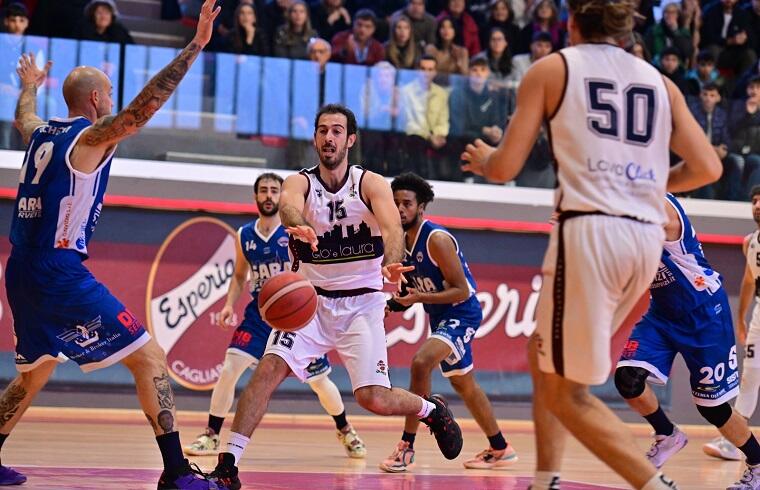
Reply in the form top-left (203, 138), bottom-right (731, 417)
top-left (402, 431), bottom-right (416, 448)
top-left (643, 405), bottom-right (674, 436)
top-left (208, 415), bottom-right (224, 435)
top-left (332, 411), bottom-right (348, 431)
top-left (156, 432), bottom-right (185, 471)
top-left (0, 433), bottom-right (7, 465)
top-left (487, 431), bottom-right (508, 451)
top-left (740, 434), bottom-right (760, 466)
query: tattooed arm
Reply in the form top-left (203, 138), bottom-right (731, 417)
top-left (71, 0), bottom-right (221, 173)
top-left (14, 54), bottom-right (52, 145)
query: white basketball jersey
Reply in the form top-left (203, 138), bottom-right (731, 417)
top-left (291, 165), bottom-right (384, 291)
top-left (549, 44), bottom-right (672, 225)
top-left (748, 230), bottom-right (760, 297)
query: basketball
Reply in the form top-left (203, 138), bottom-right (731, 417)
top-left (258, 271), bottom-right (318, 332)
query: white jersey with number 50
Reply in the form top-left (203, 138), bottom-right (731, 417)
top-left (290, 165), bottom-right (384, 291)
top-left (549, 44), bottom-right (672, 225)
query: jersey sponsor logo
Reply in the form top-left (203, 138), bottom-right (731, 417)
top-left (250, 261), bottom-right (291, 293)
top-left (277, 236), bottom-right (289, 248)
top-left (16, 196), bottom-right (42, 219)
top-left (621, 340), bottom-right (639, 359)
top-left (146, 217), bottom-right (239, 390)
top-left (586, 158), bottom-right (656, 184)
top-left (57, 316), bottom-right (103, 348)
top-left (306, 222), bottom-right (383, 264)
top-left (416, 251), bottom-right (423, 263)
top-left (375, 360), bottom-right (388, 376)
top-left (651, 265), bottom-right (675, 289)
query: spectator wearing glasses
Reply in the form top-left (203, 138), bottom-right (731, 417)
top-left (273, 0), bottom-right (317, 59)
top-left (480, 0), bottom-right (520, 52)
top-left (331, 9), bottom-right (385, 66)
top-left (479, 27), bottom-right (514, 82)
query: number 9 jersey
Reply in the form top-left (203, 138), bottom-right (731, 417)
top-left (11, 117), bottom-right (113, 257)
top-left (549, 44), bottom-right (671, 224)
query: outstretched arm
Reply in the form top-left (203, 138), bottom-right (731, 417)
top-left (72, 0), bottom-right (221, 173)
top-left (14, 53), bottom-right (52, 145)
top-left (280, 173), bottom-right (318, 251)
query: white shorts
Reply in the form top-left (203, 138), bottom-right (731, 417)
top-left (745, 304), bottom-right (760, 368)
top-left (535, 215), bottom-right (664, 385)
top-left (264, 291), bottom-right (391, 391)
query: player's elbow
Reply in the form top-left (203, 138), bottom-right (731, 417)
top-left (704, 157), bottom-right (723, 184)
top-left (453, 288), bottom-right (471, 303)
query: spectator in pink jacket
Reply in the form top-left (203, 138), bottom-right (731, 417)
top-left (331, 8), bottom-right (385, 65)
top-left (435, 0), bottom-right (481, 57)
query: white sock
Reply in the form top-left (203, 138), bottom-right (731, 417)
top-left (417, 398), bottom-right (436, 418)
top-left (735, 366), bottom-right (760, 419)
top-left (307, 375), bottom-right (345, 416)
top-left (533, 471), bottom-right (560, 489)
top-left (226, 432), bottom-right (250, 465)
top-left (641, 472), bottom-right (677, 490)
top-left (209, 352), bottom-right (252, 418)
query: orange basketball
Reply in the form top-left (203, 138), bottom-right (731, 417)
top-left (258, 272), bottom-right (318, 332)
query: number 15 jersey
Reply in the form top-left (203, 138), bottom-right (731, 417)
top-left (549, 44), bottom-right (671, 225)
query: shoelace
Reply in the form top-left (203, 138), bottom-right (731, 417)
top-left (188, 462), bottom-right (213, 481)
top-left (646, 440), bottom-right (660, 458)
top-left (739, 467), bottom-right (756, 485)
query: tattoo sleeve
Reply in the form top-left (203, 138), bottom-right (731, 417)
top-left (0, 384), bottom-right (27, 426)
top-left (14, 83), bottom-right (43, 144)
top-left (83, 41), bottom-right (203, 146)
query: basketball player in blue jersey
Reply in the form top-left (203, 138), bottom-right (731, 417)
top-left (614, 194), bottom-right (760, 489)
top-left (210, 105), bottom-right (463, 490)
top-left (185, 173), bottom-right (366, 459)
top-left (379, 172), bottom-right (517, 473)
top-left (461, 0), bottom-right (722, 487)
top-left (1, 2), bottom-right (226, 489)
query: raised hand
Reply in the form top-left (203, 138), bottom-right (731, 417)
top-left (193, 0), bottom-right (222, 47)
top-left (382, 263), bottom-right (415, 285)
top-left (287, 225), bottom-right (319, 252)
top-left (16, 53), bottom-right (52, 88)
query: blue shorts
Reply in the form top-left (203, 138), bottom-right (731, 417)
top-left (6, 250), bottom-right (150, 373)
top-left (430, 307), bottom-right (483, 378)
top-left (228, 304), bottom-right (331, 379)
top-left (617, 290), bottom-right (739, 407)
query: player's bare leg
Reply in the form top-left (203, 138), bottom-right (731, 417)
top-left (529, 335), bottom-right (567, 489)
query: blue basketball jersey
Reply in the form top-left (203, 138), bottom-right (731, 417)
top-left (10, 117), bottom-right (112, 258)
top-left (404, 220), bottom-right (480, 319)
top-left (649, 194), bottom-right (722, 319)
top-left (238, 220), bottom-right (292, 310)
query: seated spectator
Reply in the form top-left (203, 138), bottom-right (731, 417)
top-left (261, 0), bottom-right (293, 41)
top-left (717, 24), bottom-right (758, 82)
top-left (424, 17), bottom-right (468, 75)
top-left (681, 0), bottom-right (702, 65)
top-left (645, 2), bottom-right (693, 65)
top-left (509, 31), bottom-right (552, 84)
top-left (385, 15), bottom-right (422, 69)
top-left (517, 0), bottom-right (564, 54)
top-left (29, 0), bottom-right (88, 39)
top-left (219, 3), bottom-right (270, 56)
top-left (362, 61), bottom-right (402, 175)
top-left (658, 46), bottom-right (689, 94)
top-left (77, 0), bottom-right (134, 44)
top-left (687, 83), bottom-right (743, 200)
top-left (734, 60), bottom-right (760, 98)
top-left (729, 76), bottom-right (760, 198)
top-left (480, 27), bottom-right (513, 81)
top-left (273, 1), bottom-right (316, 59)
top-left (390, 0), bottom-right (437, 48)
top-left (398, 55), bottom-right (449, 178)
top-left (448, 55), bottom-right (508, 180)
top-left (480, 0), bottom-right (520, 51)
top-left (331, 9), bottom-right (385, 65)
top-left (311, 0), bottom-right (351, 42)
top-left (686, 50), bottom-right (725, 96)
top-left (435, 0), bottom-right (481, 57)
top-left (2, 2), bottom-right (28, 35)
top-left (747, 0), bottom-right (760, 57)
top-left (700, 0), bottom-right (750, 54)
top-left (627, 31), bottom-right (652, 62)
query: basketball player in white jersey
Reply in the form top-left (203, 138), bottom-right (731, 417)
top-left (210, 104), bottom-right (464, 490)
top-left (3, 1), bottom-right (225, 488)
top-left (704, 185), bottom-right (760, 463)
top-left (461, 0), bottom-right (722, 488)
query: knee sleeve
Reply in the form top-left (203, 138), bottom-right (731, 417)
top-left (614, 366), bottom-right (650, 399)
top-left (209, 351), bottom-right (254, 417)
top-left (735, 367), bottom-right (760, 419)
top-left (307, 375), bottom-right (345, 416)
top-left (696, 402), bottom-right (733, 428)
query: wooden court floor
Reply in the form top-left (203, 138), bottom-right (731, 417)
top-left (2, 407), bottom-right (747, 489)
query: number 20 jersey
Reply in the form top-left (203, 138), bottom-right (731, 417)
top-left (291, 165), bottom-right (384, 291)
top-left (549, 44), bottom-right (671, 225)
top-left (10, 116), bottom-right (113, 257)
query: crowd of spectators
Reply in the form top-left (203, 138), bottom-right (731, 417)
top-left (1, 0), bottom-right (759, 197)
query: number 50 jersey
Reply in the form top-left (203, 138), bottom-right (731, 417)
top-left (549, 44), bottom-right (672, 225)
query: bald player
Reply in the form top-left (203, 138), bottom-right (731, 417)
top-left (0, 1), bottom-right (224, 489)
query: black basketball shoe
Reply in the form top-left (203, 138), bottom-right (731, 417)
top-left (208, 453), bottom-right (241, 490)
top-left (419, 394), bottom-right (463, 460)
